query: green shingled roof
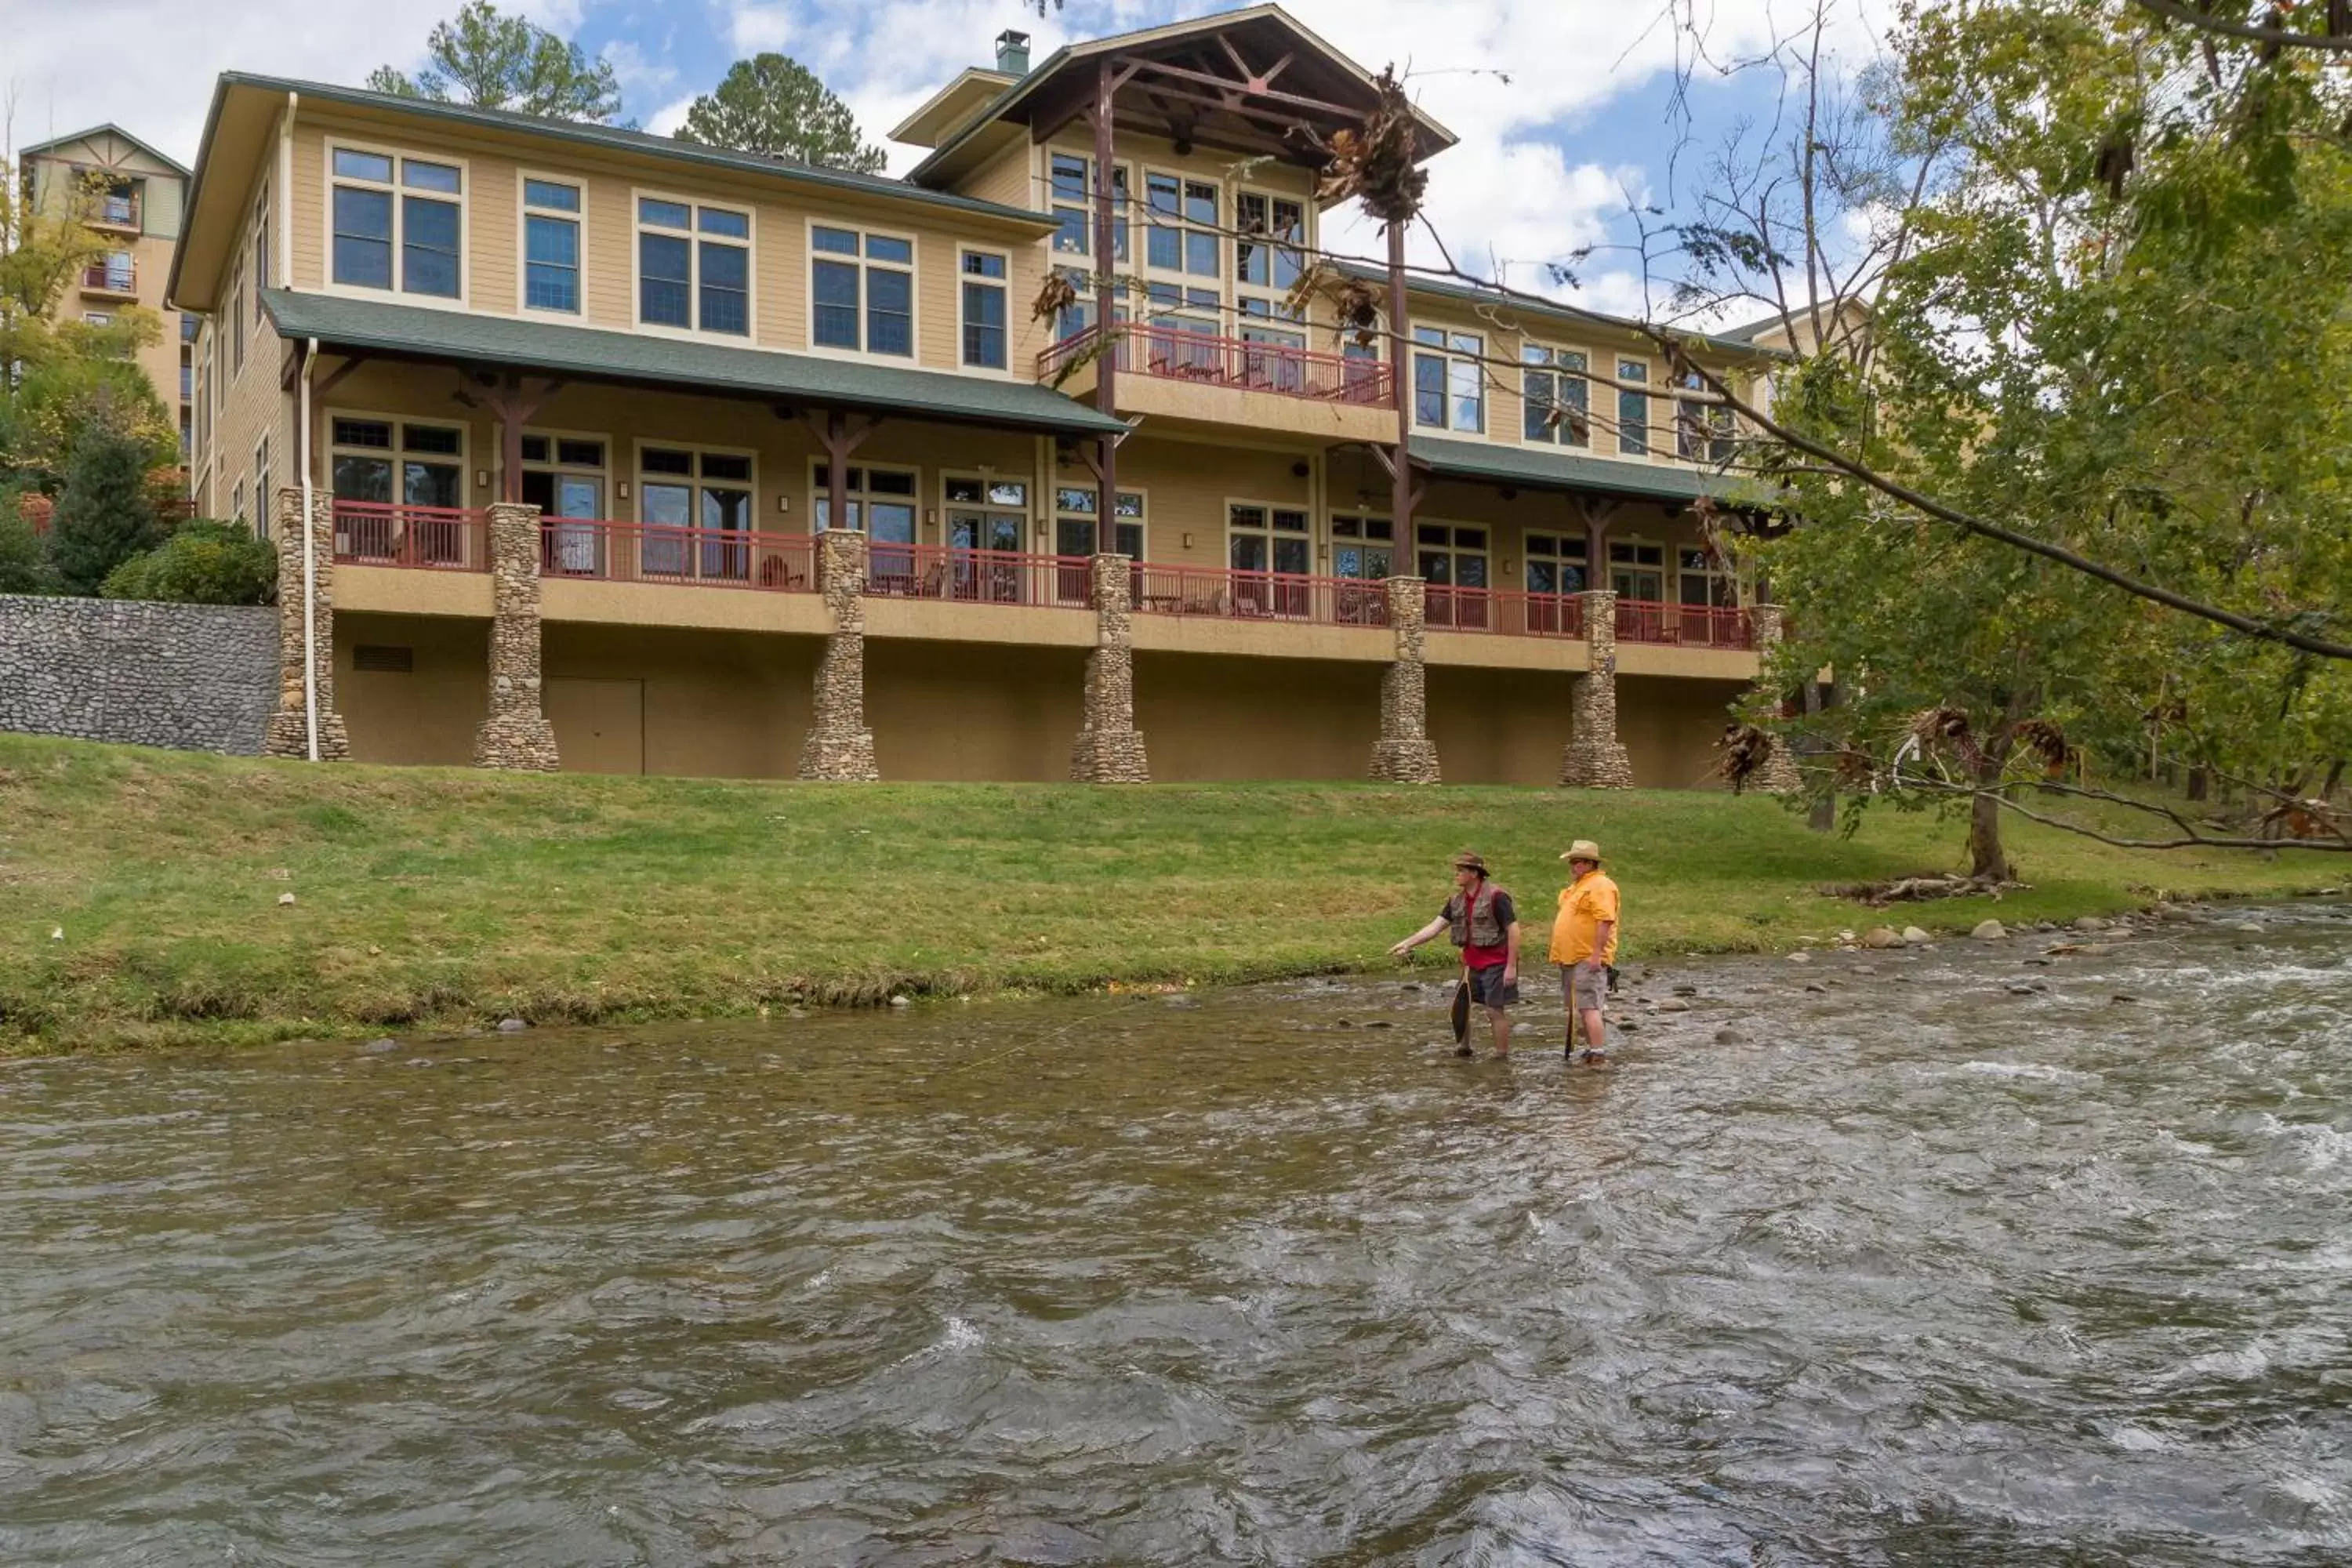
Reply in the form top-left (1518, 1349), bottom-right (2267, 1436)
top-left (1413, 436), bottom-right (1742, 505)
top-left (260, 289), bottom-right (1130, 437)
top-left (1337, 263), bottom-right (1783, 360)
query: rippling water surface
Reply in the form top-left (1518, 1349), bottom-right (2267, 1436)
top-left (4, 903), bottom-right (2350, 1565)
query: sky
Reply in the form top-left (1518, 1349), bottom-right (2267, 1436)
top-left (3, 0), bottom-right (1885, 323)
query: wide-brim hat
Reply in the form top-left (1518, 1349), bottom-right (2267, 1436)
top-left (1559, 839), bottom-right (1603, 864)
top-left (1450, 850), bottom-right (1489, 874)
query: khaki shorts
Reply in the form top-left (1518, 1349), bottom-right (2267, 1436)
top-left (1564, 964), bottom-right (1608, 1012)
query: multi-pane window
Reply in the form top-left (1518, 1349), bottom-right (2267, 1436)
top-left (1413, 328), bottom-right (1484, 433)
top-left (523, 178), bottom-right (582, 314)
top-left (1054, 486), bottom-right (1144, 559)
top-left (1330, 514), bottom-right (1394, 580)
top-left (1414, 522), bottom-right (1489, 588)
top-left (943, 477), bottom-right (1029, 554)
top-left (330, 148), bottom-right (461, 298)
top-left (1523, 345), bottom-right (1588, 445)
top-left (1050, 153), bottom-right (1127, 259)
top-left (1227, 504), bottom-right (1310, 575)
top-left (811, 464), bottom-right (918, 541)
top-left (641, 447), bottom-right (755, 578)
top-left (1525, 532), bottom-right (1588, 594)
top-left (1234, 191), bottom-right (1305, 296)
top-left (330, 417), bottom-right (465, 509)
top-left (252, 184), bottom-right (270, 318)
top-left (1144, 172), bottom-right (1220, 281)
top-left (1675, 368), bottom-right (1735, 463)
top-left (811, 225), bottom-right (913, 356)
top-left (1610, 539), bottom-right (1666, 600)
top-left (232, 479), bottom-right (246, 526)
top-left (253, 435), bottom-right (270, 535)
top-left (230, 257), bottom-right (245, 373)
top-left (637, 198), bottom-right (750, 335)
top-left (1679, 546), bottom-right (1738, 608)
top-left (960, 250), bottom-right (1007, 369)
top-left (1616, 358), bottom-right (1651, 456)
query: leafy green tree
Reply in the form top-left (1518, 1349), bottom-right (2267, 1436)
top-left (368, 1), bottom-right (623, 122)
top-left (677, 55), bottom-right (887, 172)
top-left (0, 486), bottom-right (53, 593)
top-left (0, 156), bottom-right (107, 397)
top-left (49, 427), bottom-right (163, 595)
top-left (100, 520), bottom-right (277, 605)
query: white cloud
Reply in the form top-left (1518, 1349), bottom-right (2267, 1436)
top-left (601, 38), bottom-right (678, 101)
top-left (644, 93), bottom-right (698, 139)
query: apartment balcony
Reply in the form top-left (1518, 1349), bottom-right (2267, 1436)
top-left (1039, 322), bottom-right (1396, 442)
top-left (89, 193), bottom-right (141, 233)
top-left (334, 502), bottom-right (489, 572)
top-left (79, 261), bottom-right (138, 299)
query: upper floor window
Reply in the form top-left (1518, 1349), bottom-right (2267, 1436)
top-left (1414, 522), bottom-right (1488, 588)
top-left (97, 180), bottom-right (140, 230)
top-left (811, 225), bottom-right (912, 357)
top-left (523, 178), bottom-right (583, 314)
top-left (1616, 358), bottom-right (1651, 456)
top-left (1050, 153), bottom-right (1127, 260)
top-left (1525, 532), bottom-right (1588, 595)
top-left (1145, 172), bottom-right (1219, 280)
top-left (331, 147), bottom-right (461, 298)
top-left (813, 463), bottom-right (917, 539)
top-left (253, 184), bottom-right (270, 317)
top-left (230, 257), bottom-right (246, 373)
top-left (1679, 545), bottom-right (1738, 608)
top-left (1523, 345), bottom-right (1588, 446)
top-left (1233, 191), bottom-right (1304, 294)
top-left (1228, 503), bottom-right (1310, 575)
top-left (960, 250), bottom-right (1007, 369)
top-left (1414, 328), bottom-right (1484, 433)
top-left (331, 416), bottom-right (466, 508)
top-left (637, 197), bottom-right (750, 335)
top-left (1054, 485), bottom-right (1144, 561)
top-left (1330, 514), bottom-right (1393, 580)
top-left (1675, 368), bottom-right (1734, 463)
top-left (1610, 538), bottom-right (1665, 600)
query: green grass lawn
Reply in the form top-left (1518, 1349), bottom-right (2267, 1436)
top-left (0, 732), bottom-right (2339, 1051)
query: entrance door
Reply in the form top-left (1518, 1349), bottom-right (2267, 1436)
top-left (948, 509), bottom-right (1023, 601)
top-left (524, 470), bottom-right (604, 575)
top-left (545, 677), bottom-right (644, 775)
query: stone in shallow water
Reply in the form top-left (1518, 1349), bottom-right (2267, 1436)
top-left (1713, 1026), bottom-right (1743, 1045)
top-left (361, 1038), bottom-right (398, 1054)
top-left (1657, 997), bottom-right (1692, 1013)
top-left (1864, 927), bottom-right (1903, 949)
top-left (1805, 982), bottom-right (1828, 993)
top-left (497, 1018), bottom-right (528, 1033)
top-left (2074, 915), bottom-right (2110, 932)
top-left (1788, 951), bottom-right (1813, 964)
top-left (1903, 926), bottom-right (1932, 945)
top-left (1973, 920), bottom-right (2008, 941)
top-left (888, 995), bottom-right (912, 1009)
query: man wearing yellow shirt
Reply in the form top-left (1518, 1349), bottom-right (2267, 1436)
top-left (1549, 839), bottom-right (1620, 1065)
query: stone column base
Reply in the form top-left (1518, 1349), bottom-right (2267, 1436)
top-left (1559, 737), bottom-right (1635, 789)
top-left (262, 710), bottom-right (350, 761)
top-left (1753, 742), bottom-right (1802, 794)
top-left (1070, 728), bottom-right (1150, 782)
top-left (798, 731), bottom-right (879, 782)
top-left (1370, 738), bottom-right (1442, 784)
top-left (474, 713), bottom-right (561, 771)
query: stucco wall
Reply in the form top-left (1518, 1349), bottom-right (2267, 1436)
top-left (0, 595), bottom-right (278, 753)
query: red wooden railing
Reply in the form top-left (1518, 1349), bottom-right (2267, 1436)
top-left (538, 518), bottom-right (816, 591)
top-left (81, 260), bottom-right (137, 293)
top-left (1132, 564), bottom-right (1391, 627)
top-left (1614, 599), bottom-right (1753, 648)
top-left (1425, 587), bottom-right (1586, 638)
top-left (864, 543), bottom-right (1093, 608)
top-left (1039, 323), bottom-right (1392, 406)
top-left (333, 502), bottom-right (487, 571)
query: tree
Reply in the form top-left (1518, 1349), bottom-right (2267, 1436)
top-left (49, 426), bottom-right (163, 595)
top-left (101, 519), bottom-right (277, 604)
top-left (0, 486), bottom-right (51, 593)
top-left (676, 55), bottom-right (887, 172)
top-left (368, 1), bottom-right (623, 123)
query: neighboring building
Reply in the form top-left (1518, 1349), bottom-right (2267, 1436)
top-left (169, 3), bottom-right (1788, 786)
top-left (19, 125), bottom-right (194, 460)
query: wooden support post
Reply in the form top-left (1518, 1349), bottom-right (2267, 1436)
top-left (1093, 58), bottom-right (1120, 531)
top-left (1387, 218), bottom-right (1412, 540)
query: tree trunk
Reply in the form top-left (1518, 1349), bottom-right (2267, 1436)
top-left (2324, 758), bottom-right (2345, 804)
top-left (1969, 750), bottom-right (2013, 881)
top-left (2187, 765), bottom-right (2209, 803)
top-left (1806, 679), bottom-right (1836, 833)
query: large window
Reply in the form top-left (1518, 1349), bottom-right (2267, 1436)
top-left (1235, 191), bottom-right (1306, 361)
top-left (1679, 545), bottom-right (1738, 608)
top-left (943, 476), bottom-right (1028, 554)
top-left (637, 197), bottom-right (750, 335)
top-left (523, 434), bottom-right (607, 575)
top-left (329, 416), bottom-right (465, 508)
top-left (960, 249), bottom-right (1008, 369)
top-left (229, 256), bottom-right (245, 374)
top-left (1525, 531), bottom-right (1588, 594)
top-left (1144, 171), bottom-right (1220, 282)
top-left (1227, 503), bottom-right (1310, 575)
top-left (811, 225), bottom-right (913, 357)
top-left (1054, 485), bottom-right (1144, 560)
top-left (1330, 514), bottom-right (1394, 580)
top-left (253, 435), bottom-right (270, 537)
top-left (252, 184), bottom-right (270, 318)
top-left (1610, 539), bottom-right (1665, 600)
top-left (811, 464), bottom-right (918, 540)
top-left (1523, 345), bottom-right (1588, 445)
top-left (1417, 521), bottom-right (1490, 628)
top-left (1616, 357), bottom-right (1651, 456)
top-left (522, 177), bottom-right (582, 314)
top-left (1414, 328), bottom-right (1485, 433)
top-left (641, 446), bottom-right (754, 578)
top-left (330, 147), bottom-right (461, 298)
top-left (1675, 368), bottom-right (1734, 463)
top-left (1049, 152), bottom-right (1128, 260)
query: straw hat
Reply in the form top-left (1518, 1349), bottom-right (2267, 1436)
top-left (1559, 839), bottom-right (1603, 864)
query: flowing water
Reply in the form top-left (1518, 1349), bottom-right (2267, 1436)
top-left (3, 903), bottom-right (2350, 1566)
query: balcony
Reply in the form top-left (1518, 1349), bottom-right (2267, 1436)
top-left (91, 192), bottom-right (141, 232)
top-left (80, 261), bottom-right (137, 298)
top-left (539, 517), bottom-right (817, 591)
top-left (334, 503), bottom-right (488, 572)
top-left (1425, 587), bottom-right (1586, 638)
top-left (866, 543), bottom-right (1091, 606)
top-left (1133, 563), bottom-right (1390, 628)
top-left (1039, 323), bottom-right (1392, 426)
top-left (1616, 600), bottom-right (1753, 649)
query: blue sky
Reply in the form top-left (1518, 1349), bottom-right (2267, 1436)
top-left (9, 0), bottom-right (1883, 321)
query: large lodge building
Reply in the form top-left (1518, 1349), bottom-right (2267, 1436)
top-left (172, 4), bottom-right (1791, 786)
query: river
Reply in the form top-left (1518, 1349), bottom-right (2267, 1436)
top-left (2, 902), bottom-right (2347, 1565)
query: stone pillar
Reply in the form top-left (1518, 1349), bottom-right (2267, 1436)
top-left (1070, 553), bottom-right (1150, 782)
top-left (1368, 575), bottom-right (1442, 783)
top-left (1559, 589), bottom-right (1634, 788)
top-left (260, 487), bottom-right (350, 760)
top-left (797, 529), bottom-right (880, 781)
top-left (473, 501), bottom-right (560, 771)
top-left (1746, 602), bottom-right (1803, 794)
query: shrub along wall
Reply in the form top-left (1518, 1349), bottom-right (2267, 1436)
top-left (0, 595), bottom-right (278, 754)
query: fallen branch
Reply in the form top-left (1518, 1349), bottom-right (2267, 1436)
top-left (1820, 872), bottom-right (2025, 905)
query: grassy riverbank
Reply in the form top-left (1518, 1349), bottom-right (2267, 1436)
top-left (0, 733), bottom-right (2338, 1051)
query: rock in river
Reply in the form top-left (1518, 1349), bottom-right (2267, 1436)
top-left (1973, 920), bottom-right (2008, 941)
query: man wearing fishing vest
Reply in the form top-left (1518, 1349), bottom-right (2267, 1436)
top-left (1552, 838), bottom-right (1621, 1065)
top-left (1389, 851), bottom-right (1523, 1058)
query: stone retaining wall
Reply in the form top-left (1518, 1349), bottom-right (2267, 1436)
top-left (0, 594), bottom-right (278, 754)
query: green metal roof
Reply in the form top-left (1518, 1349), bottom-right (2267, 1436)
top-left (19, 122), bottom-right (192, 178)
top-left (1413, 435), bottom-right (1742, 505)
top-left (261, 289), bottom-right (1130, 437)
top-left (1338, 263), bottom-right (1783, 360)
top-left (209, 73), bottom-right (1054, 228)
